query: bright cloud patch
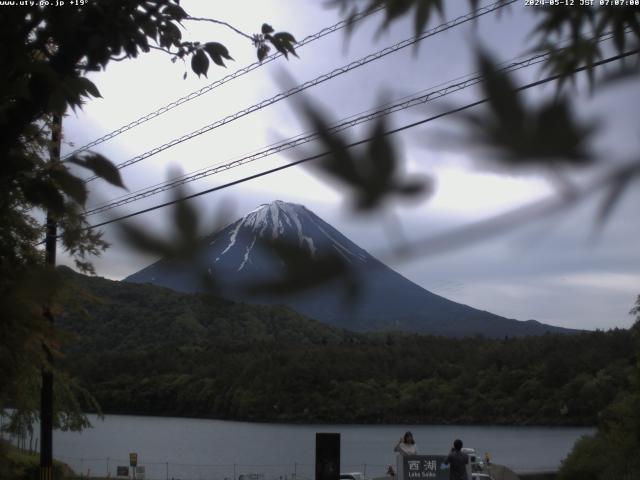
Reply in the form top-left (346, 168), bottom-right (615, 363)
top-left (549, 272), bottom-right (640, 294)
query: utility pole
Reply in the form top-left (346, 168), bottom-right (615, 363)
top-left (40, 113), bottom-right (61, 480)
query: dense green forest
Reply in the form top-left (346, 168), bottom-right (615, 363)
top-left (57, 268), bottom-right (636, 426)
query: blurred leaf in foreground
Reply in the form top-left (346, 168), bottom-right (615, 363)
top-left (456, 50), bottom-right (597, 170)
top-left (117, 170), bottom-right (236, 294)
top-left (294, 97), bottom-right (432, 211)
top-left (246, 237), bottom-right (360, 304)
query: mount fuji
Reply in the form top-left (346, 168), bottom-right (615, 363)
top-left (124, 200), bottom-right (573, 337)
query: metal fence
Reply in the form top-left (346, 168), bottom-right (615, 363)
top-left (50, 457), bottom-right (388, 480)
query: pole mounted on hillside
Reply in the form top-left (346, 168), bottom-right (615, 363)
top-left (40, 113), bottom-right (61, 480)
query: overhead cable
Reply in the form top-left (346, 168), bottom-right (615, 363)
top-left (82, 48), bottom-right (639, 231)
top-left (84, 51), bottom-right (550, 216)
top-left (82, 0), bottom-right (515, 182)
top-left (84, 28), bottom-right (623, 216)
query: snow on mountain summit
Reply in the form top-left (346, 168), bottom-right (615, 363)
top-left (242, 200), bottom-right (309, 240)
top-left (214, 200), bottom-right (367, 267)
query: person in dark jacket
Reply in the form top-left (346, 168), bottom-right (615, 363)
top-left (444, 439), bottom-right (469, 480)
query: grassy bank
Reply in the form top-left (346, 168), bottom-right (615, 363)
top-left (519, 474), bottom-right (556, 480)
top-left (488, 464), bottom-right (556, 480)
top-left (0, 440), bottom-right (71, 480)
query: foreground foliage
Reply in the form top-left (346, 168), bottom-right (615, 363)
top-left (557, 297), bottom-right (640, 480)
top-left (0, 440), bottom-right (67, 480)
top-left (0, 0), bottom-right (296, 446)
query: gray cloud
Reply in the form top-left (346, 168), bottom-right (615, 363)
top-left (58, 1), bottom-right (639, 332)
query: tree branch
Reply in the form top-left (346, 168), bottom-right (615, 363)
top-left (109, 54), bottom-right (129, 62)
top-left (185, 16), bottom-right (254, 41)
top-left (148, 45), bottom-right (176, 56)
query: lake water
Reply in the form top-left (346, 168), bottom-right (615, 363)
top-left (38, 414), bottom-right (594, 479)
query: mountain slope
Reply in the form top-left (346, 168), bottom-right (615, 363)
top-left (125, 200), bottom-right (574, 337)
top-left (57, 266), bottom-right (346, 354)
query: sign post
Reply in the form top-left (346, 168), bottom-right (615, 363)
top-left (397, 455), bottom-right (450, 480)
top-left (130, 453), bottom-right (138, 480)
top-left (136, 466), bottom-right (146, 479)
top-left (316, 433), bottom-right (340, 480)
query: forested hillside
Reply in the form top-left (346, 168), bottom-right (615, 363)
top-left (58, 268), bottom-right (636, 425)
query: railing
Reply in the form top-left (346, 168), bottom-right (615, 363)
top-left (33, 455), bottom-right (390, 480)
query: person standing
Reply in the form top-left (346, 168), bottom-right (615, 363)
top-left (386, 465), bottom-right (396, 478)
top-left (393, 431), bottom-right (417, 455)
top-left (444, 439), bottom-right (469, 480)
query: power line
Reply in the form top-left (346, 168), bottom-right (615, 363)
top-left (82, 48), bottom-right (639, 232)
top-left (81, 38), bottom-right (582, 211)
top-left (83, 51), bottom-right (551, 216)
top-left (83, 29), bottom-right (623, 216)
top-left (81, 0), bottom-right (515, 182)
top-left (61, 5), bottom-right (385, 161)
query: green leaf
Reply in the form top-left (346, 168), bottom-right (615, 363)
top-left (140, 20), bottom-right (158, 40)
top-left (49, 168), bottom-right (88, 206)
top-left (118, 223), bottom-right (175, 258)
top-left (413, 0), bottom-right (445, 38)
top-left (10, 78), bottom-right (31, 101)
top-left (414, 0), bottom-right (431, 36)
top-left (204, 42), bottom-right (233, 60)
top-left (467, 0), bottom-right (481, 11)
top-left (398, 180), bottom-right (429, 197)
top-left (21, 177), bottom-right (66, 216)
top-left (203, 42), bottom-right (233, 67)
top-left (273, 32), bottom-right (296, 44)
top-left (457, 50), bottom-right (595, 167)
top-left (477, 50), bottom-right (525, 130)
top-left (384, 0), bottom-right (413, 28)
top-left (61, 80), bottom-right (84, 112)
top-left (163, 22), bottom-right (182, 43)
top-left (613, 24), bottom-right (626, 53)
top-left (366, 117), bottom-right (395, 184)
top-left (66, 153), bottom-right (126, 189)
top-left (247, 238), bottom-right (356, 300)
top-left (48, 89), bottom-right (67, 115)
top-left (269, 37), bottom-right (289, 58)
top-left (163, 3), bottom-right (187, 21)
top-left (596, 164), bottom-right (639, 227)
top-left (26, 61), bottom-right (58, 81)
top-left (257, 44), bottom-right (270, 62)
top-left (174, 197), bottom-right (199, 244)
top-left (191, 49), bottom-right (209, 77)
top-left (272, 32), bottom-right (298, 58)
top-left (61, 76), bottom-right (102, 110)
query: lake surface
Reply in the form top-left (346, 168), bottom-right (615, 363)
top-left (42, 414), bottom-right (593, 479)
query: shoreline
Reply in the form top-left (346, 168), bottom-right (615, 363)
top-left (3, 442), bottom-right (558, 480)
top-left (5, 414), bottom-right (585, 478)
top-left (78, 409), bottom-right (598, 429)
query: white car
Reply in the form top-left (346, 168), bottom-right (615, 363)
top-left (471, 474), bottom-right (494, 480)
top-left (460, 448), bottom-right (486, 472)
top-left (461, 447), bottom-right (477, 461)
top-left (340, 472), bottom-right (365, 480)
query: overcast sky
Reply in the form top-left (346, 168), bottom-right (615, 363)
top-left (60, 0), bottom-right (640, 331)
